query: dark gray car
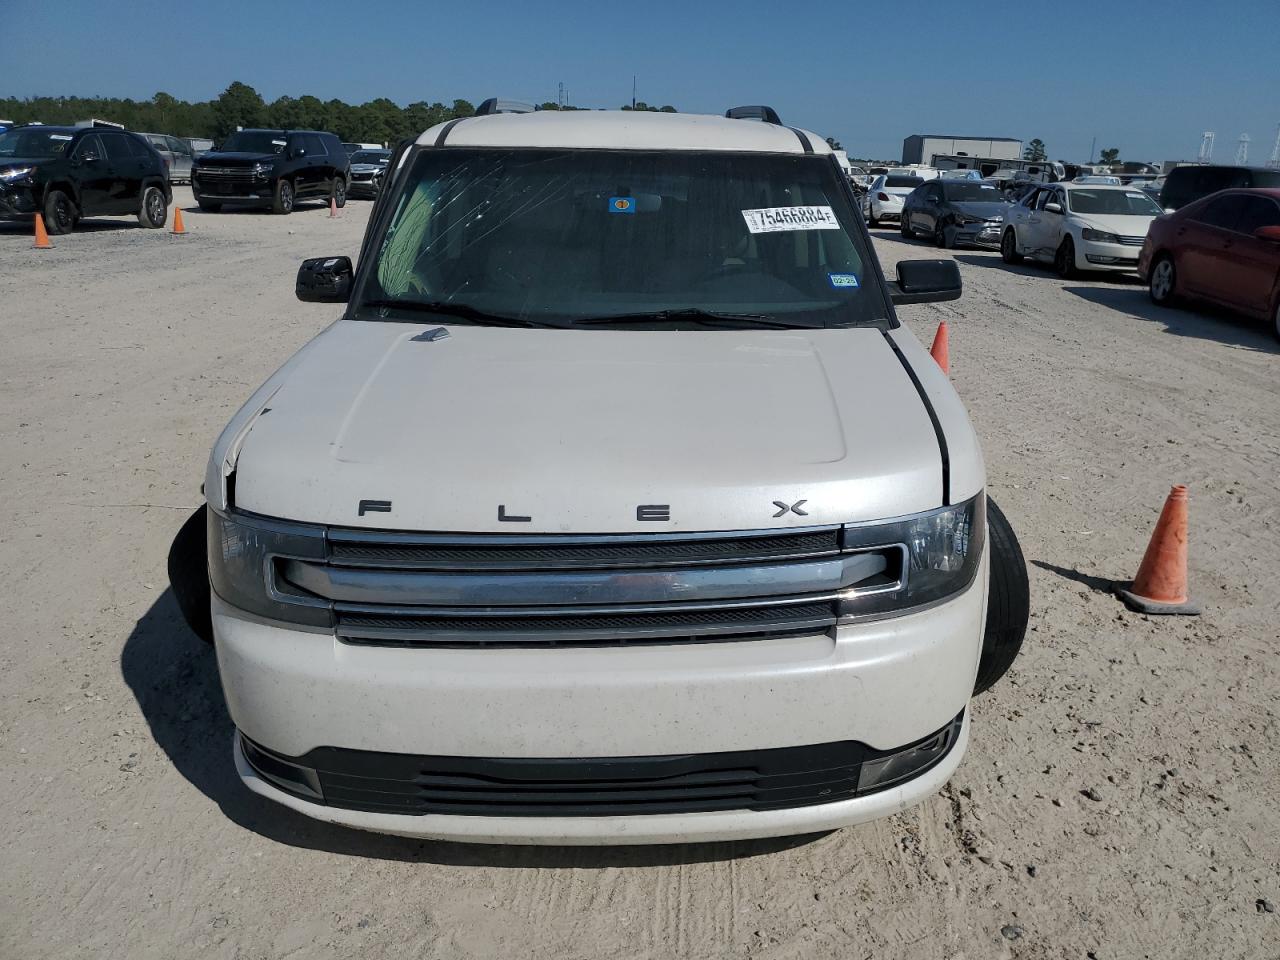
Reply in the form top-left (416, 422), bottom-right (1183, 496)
top-left (902, 179), bottom-right (1012, 249)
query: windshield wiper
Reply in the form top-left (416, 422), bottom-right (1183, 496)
top-left (358, 299), bottom-right (555, 328)
top-left (574, 308), bottom-right (811, 329)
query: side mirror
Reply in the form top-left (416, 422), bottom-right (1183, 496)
top-left (1044, 202), bottom-right (1063, 214)
top-left (1254, 225), bottom-right (1280, 243)
top-left (888, 259), bottom-right (962, 306)
top-left (296, 256), bottom-right (353, 303)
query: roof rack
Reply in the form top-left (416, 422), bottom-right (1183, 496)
top-left (475, 98), bottom-right (536, 116)
top-left (725, 105), bottom-right (783, 125)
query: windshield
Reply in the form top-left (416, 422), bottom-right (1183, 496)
top-left (0, 128), bottom-right (75, 159)
top-left (943, 182), bottom-right (1005, 203)
top-left (885, 176), bottom-right (923, 189)
top-left (357, 148), bottom-right (883, 328)
top-left (351, 150), bottom-right (389, 164)
top-left (1067, 189), bottom-right (1163, 216)
top-left (219, 130), bottom-right (287, 154)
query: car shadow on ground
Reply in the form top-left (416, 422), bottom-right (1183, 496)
top-left (1061, 285), bottom-right (1279, 354)
top-left (1030, 560), bottom-right (1115, 594)
top-left (122, 584), bottom-right (826, 867)
top-left (179, 201), bottom-right (334, 216)
top-left (0, 217), bottom-right (147, 237)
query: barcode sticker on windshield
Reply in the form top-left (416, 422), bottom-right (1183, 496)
top-left (741, 206), bottom-right (840, 234)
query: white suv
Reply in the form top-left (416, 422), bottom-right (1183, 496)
top-left (1000, 181), bottom-right (1164, 277)
top-left (170, 104), bottom-right (1029, 845)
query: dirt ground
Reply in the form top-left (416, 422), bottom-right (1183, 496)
top-left (1, 188), bottom-right (1277, 960)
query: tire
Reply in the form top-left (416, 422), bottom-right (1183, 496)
top-left (196, 198), bottom-right (222, 213)
top-left (43, 188), bottom-right (77, 235)
top-left (1272, 298), bottom-right (1280, 343)
top-left (167, 505), bottom-right (213, 645)
top-left (935, 219), bottom-right (950, 249)
top-left (900, 215), bottom-right (913, 239)
top-left (331, 176), bottom-right (347, 209)
top-left (272, 178), bottom-right (295, 215)
top-left (867, 210), bottom-right (878, 228)
top-left (138, 185), bottom-right (167, 228)
top-left (974, 497), bottom-right (1030, 695)
top-left (1000, 228), bottom-right (1022, 264)
top-left (1149, 254), bottom-right (1177, 306)
top-left (1054, 237), bottom-right (1077, 279)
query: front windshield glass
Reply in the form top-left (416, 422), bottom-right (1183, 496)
top-left (1067, 189), bottom-right (1163, 216)
top-left (359, 148), bottom-right (883, 328)
top-left (219, 131), bottom-right (287, 154)
top-left (351, 150), bottom-right (390, 164)
top-left (0, 128), bottom-right (75, 159)
top-left (943, 182), bottom-right (1005, 203)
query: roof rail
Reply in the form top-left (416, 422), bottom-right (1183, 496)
top-left (475, 98), bottom-right (536, 116)
top-left (725, 105), bottom-right (783, 125)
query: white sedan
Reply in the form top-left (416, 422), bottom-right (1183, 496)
top-left (866, 173), bottom-right (925, 226)
top-left (999, 182), bottom-right (1164, 277)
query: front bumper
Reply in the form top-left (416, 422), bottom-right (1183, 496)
top-left (1080, 238), bottom-right (1142, 271)
top-left (191, 171), bottom-right (273, 202)
top-left (235, 714), bottom-right (971, 844)
top-left (347, 174), bottom-right (379, 198)
top-left (951, 221), bottom-right (1004, 249)
top-left (0, 182), bottom-right (38, 219)
top-left (213, 549), bottom-right (986, 842)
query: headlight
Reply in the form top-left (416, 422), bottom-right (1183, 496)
top-left (208, 508), bottom-right (331, 627)
top-left (1082, 228), bottom-right (1120, 243)
top-left (0, 165), bottom-right (35, 182)
top-left (837, 494), bottom-right (985, 619)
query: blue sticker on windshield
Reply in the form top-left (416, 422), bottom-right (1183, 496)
top-left (609, 196), bottom-right (635, 214)
top-left (829, 273), bottom-right (860, 289)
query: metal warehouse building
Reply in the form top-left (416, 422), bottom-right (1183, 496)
top-left (902, 134), bottom-right (1023, 165)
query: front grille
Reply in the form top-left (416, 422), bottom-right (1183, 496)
top-left (350, 171), bottom-right (375, 182)
top-left (1119, 235), bottom-right (1145, 246)
top-left (194, 166), bottom-right (256, 179)
top-left (327, 528), bottom-right (841, 570)
top-left (279, 526), bottom-right (902, 647)
top-left (242, 711), bottom-right (964, 817)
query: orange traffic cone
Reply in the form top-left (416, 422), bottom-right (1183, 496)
top-left (930, 321), bottom-right (949, 374)
top-left (172, 207), bottom-right (186, 235)
top-left (329, 196), bottom-right (339, 219)
top-left (33, 213), bottom-right (52, 249)
top-left (1117, 484), bottom-right (1201, 615)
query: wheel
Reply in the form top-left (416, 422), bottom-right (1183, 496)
top-left (138, 185), bottom-right (167, 228)
top-left (196, 198), bottom-right (222, 213)
top-left (167, 505), bottom-right (213, 645)
top-left (1000, 228), bottom-right (1022, 264)
top-left (1149, 255), bottom-right (1177, 306)
top-left (934, 219), bottom-right (951, 249)
top-left (900, 215), bottom-right (913, 239)
top-left (331, 176), bottom-right (347, 209)
top-left (272, 178), bottom-right (295, 215)
top-left (1054, 237), bottom-right (1077, 279)
top-left (43, 188), bottom-right (77, 235)
top-left (974, 497), bottom-right (1030, 695)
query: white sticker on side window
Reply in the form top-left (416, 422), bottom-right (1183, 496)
top-left (741, 205), bottom-right (840, 234)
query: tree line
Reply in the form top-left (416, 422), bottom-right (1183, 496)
top-left (0, 83), bottom-right (677, 145)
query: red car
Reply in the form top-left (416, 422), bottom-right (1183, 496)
top-left (1139, 188), bottom-right (1280, 340)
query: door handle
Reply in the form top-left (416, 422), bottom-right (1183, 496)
top-left (1028, 218), bottom-right (1041, 224)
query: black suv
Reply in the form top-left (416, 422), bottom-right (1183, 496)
top-left (191, 129), bottom-right (350, 214)
top-left (0, 125), bottom-right (172, 234)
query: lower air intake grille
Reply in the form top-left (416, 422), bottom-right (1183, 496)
top-left (241, 712), bottom-right (964, 817)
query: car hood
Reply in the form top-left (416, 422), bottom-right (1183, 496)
top-left (194, 151), bottom-right (279, 166)
top-left (950, 201), bottom-right (1009, 219)
top-left (226, 320), bottom-right (949, 532)
top-left (1074, 212), bottom-right (1156, 235)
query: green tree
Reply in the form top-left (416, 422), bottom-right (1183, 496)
top-left (1023, 138), bottom-right (1047, 161)
top-left (1099, 147), bottom-right (1120, 165)
top-left (211, 81), bottom-right (266, 137)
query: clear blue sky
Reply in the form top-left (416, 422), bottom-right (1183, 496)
top-left (2, 0), bottom-right (1277, 163)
